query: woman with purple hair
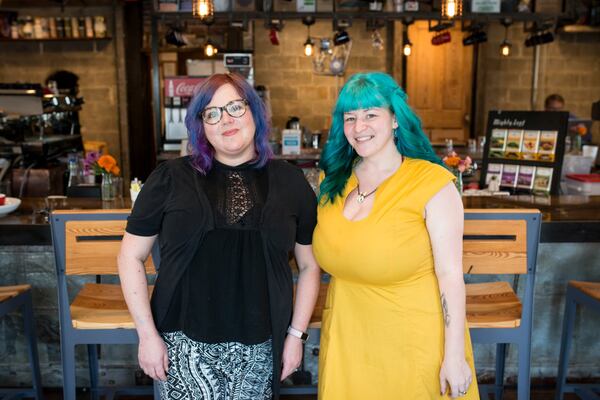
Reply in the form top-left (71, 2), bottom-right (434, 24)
top-left (118, 73), bottom-right (320, 400)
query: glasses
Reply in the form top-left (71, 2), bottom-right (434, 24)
top-left (200, 99), bottom-right (248, 125)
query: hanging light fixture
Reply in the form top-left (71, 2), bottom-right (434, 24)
top-left (302, 16), bottom-right (316, 57)
top-left (441, 0), bottom-right (462, 19)
top-left (402, 19), bottom-right (413, 56)
top-left (204, 39), bottom-right (218, 57)
top-left (203, 21), bottom-right (217, 57)
top-left (500, 19), bottom-right (512, 57)
top-left (193, 0), bottom-right (214, 22)
top-left (402, 31), bottom-right (412, 56)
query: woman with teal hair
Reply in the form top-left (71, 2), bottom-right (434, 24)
top-left (313, 72), bottom-right (478, 399)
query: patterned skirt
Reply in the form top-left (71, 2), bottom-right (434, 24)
top-left (158, 331), bottom-right (273, 400)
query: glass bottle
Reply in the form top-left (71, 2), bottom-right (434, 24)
top-left (93, 16), bottom-right (106, 38)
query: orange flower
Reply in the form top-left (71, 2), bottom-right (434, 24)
top-left (577, 124), bottom-right (588, 137)
top-left (444, 156), bottom-right (461, 168)
top-left (98, 155), bottom-right (117, 173)
top-left (110, 165), bottom-right (120, 176)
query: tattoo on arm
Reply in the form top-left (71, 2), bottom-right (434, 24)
top-left (441, 293), bottom-right (451, 327)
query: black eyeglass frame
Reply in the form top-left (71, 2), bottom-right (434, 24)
top-left (200, 99), bottom-right (249, 125)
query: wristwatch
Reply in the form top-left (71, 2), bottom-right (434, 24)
top-left (287, 326), bottom-right (309, 343)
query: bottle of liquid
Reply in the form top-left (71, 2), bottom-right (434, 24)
top-left (67, 154), bottom-right (81, 187)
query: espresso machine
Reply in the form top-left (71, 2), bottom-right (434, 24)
top-left (0, 83), bottom-right (83, 196)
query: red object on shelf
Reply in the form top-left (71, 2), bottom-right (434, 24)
top-left (565, 174), bottom-right (600, 182)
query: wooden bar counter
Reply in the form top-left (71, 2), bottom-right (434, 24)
top-left (2, 195), bottom-right (600, 245)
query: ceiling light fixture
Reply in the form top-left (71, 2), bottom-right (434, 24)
top-left (302, 16), bottom-right (316, 57)
top-left (441, 0), bottom-right (462, 19)
top-left (500, 19), bottom-right (512, 57)
top-left (402, 18), bottom-right (414, 56)
top-left (193, 0), bottom-right (214, 23)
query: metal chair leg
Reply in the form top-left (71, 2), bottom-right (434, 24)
top-left (517, 340), bottom-right (532, 400)
top-left (556, 291), bottom-right (577, 400)
top-left (154, 379), bottom-right (162, 399)
top-left (88, 344), bottom-right (99, 400)
top-left (61, 343), bottom-right (77, 400)
top-left (495, 343), bottom-right (507, 400)
top-left (22, 291), bottom-right (44, 400)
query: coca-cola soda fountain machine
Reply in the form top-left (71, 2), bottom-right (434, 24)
top-left (163, 77), bottom-right (206, 151)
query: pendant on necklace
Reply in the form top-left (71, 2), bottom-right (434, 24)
top-left (356, 193), bottom-right (365, 203)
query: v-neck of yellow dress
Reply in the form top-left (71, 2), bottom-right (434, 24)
top-left (340, 156), bottom-right (410, 224)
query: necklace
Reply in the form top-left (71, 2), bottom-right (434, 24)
top-left (355, 183), bottom-right (377, 204)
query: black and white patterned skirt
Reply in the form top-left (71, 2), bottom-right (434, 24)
top-left (158, 331), bottom-right (273, 400)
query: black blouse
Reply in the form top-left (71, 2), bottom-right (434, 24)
top-left (159, 160), bottom-right (272, 344)
top-left (126, 156), bottom-right (317, 399)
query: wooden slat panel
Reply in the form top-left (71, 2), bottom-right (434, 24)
top-left (463, 219), bottom-right (528, 274)
top-left (70, 283), bottom-right (153, 329)
top-left (65, 220), bottom-right (155, 275)
top-left (466, 282), bottom-right (522, 328)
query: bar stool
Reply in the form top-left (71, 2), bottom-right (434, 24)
top-left (0, 285), bottom-right (44, 400)
top-left (556, 281), bottom-right (600, 400)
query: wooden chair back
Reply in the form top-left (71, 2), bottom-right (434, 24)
top-left (64, 218), bottom-right (155, 276)
top-left (462, 209), bottom-right (537, 275)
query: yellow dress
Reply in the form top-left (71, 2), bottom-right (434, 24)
top-left (313, 158), bottom-right (479, 400)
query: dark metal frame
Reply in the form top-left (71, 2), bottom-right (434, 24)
top-left (465, 210), bottom-right (541, 400)
top-left (555, 284), bottom-right (600, 400)
top-left (50, 211), bottom-right (156, 400)
top-left (0, 288), bottom-right (44, 400)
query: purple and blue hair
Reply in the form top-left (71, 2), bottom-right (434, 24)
top-left (184, 73), bottom-right (273, 174)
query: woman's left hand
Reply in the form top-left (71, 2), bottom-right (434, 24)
top-left (439, 356), bottom-right (473, 398)
top-left (280, 335), bottom-right (303, 381)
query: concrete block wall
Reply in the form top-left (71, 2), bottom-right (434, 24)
top-left (253, 19), bottom-right (387, 136)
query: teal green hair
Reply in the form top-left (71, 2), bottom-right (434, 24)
top-left (319, 72), bottom-right (442, 205)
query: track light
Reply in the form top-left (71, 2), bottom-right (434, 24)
top-left (463, 30), bottom-right (487, 46)
top-left (524, 31), bottom-right (554, 47)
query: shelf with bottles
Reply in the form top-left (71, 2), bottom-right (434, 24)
top-left (0, 37), bottom-right (112, 42)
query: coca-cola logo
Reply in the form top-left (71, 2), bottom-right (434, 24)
top-left (165, 78), bottom-right (206, 98)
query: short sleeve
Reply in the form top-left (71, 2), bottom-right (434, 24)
top-left (418, 162), bottom-right (456, 205)
top-left (126, 162), bottom-right (172, 236)
top-left (294, 170), bottom-right (318, 245)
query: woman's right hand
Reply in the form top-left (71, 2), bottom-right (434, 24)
top-left (138, 333), bottom-right (169, 381)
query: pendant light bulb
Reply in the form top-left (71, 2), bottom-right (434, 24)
top-left (441, 0), bottom-right (462, 19)
top-left (403, 42), bottom-right (412, 57)
top-left (193, 0), bottom-right (214, 21)
top-left (500, 40), bottom-right (511, 57)
top-left (205, 42), bottom-right (217, 57)
top-left (304, 38), bottom-right (314, 57)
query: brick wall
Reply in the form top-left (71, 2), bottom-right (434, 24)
top-left (0, 6), bottom-right (129, 177)
top-left (477, 21), bottom-right (600, 142)
top-left (253, 20), bottom-right (388, 136)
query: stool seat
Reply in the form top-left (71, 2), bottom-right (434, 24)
top-left (71, 283), bottom-right (153, 329)
top-left (466, 281), bottom-right (522, 328)
top-left (0, 284), bottom-right (31, 303)
top-left (569, 281), bottom-right (600, 302)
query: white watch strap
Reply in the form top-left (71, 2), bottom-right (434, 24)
top-left (287, 326), bottom-right (309, 342)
